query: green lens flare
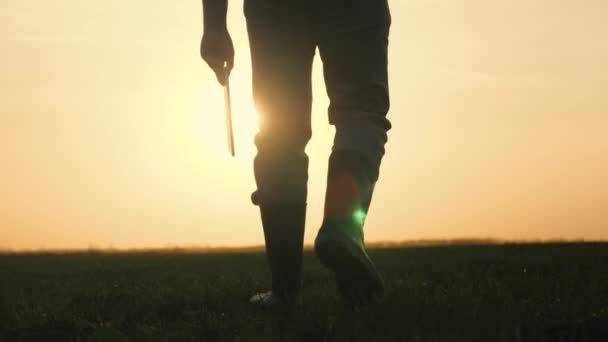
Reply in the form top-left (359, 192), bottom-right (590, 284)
top-left (353, 209), bottom-right (367, 225)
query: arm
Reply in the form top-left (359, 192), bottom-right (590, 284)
top-left (203, 0), bottom-right (228, 32)
top-left (201, 0), bottom-right (234, 85)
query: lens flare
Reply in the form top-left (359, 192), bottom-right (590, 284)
top-left (353, 209), bottom-right (367, 226)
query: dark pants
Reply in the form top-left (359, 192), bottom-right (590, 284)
top-left (245, 0), bottom-right (391, 206)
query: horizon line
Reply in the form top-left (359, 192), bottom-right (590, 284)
top-left (1, 238), bottom-right (606, 255)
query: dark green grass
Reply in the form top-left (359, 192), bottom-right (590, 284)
top-left (1, 243), bottom-right (607, 341)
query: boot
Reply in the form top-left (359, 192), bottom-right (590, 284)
top-left (250, 202), bottom-right (306, 310)
top-left (314, 150), bottom-right (385, 307)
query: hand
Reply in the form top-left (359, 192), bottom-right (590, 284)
top-left (200, 29), bottom-right (234, 85)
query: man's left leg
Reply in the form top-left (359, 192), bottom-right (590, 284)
top-left (314, 2), bottom-right (392, 306)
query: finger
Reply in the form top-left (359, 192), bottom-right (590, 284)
top-left (202, 52), bottom-right (223, 69)
top-left (224, 65), bottom-right (233, 84)
top-left (202, 53), bottom-right (231, 85)
top-left (226, 54), bottom-right (234, 74)
top-left (203, 55), bottom-right (226, 85)
top-left (221, 58), bottom-right (234, 85)
top-left (213, 67), bottom-right (226, 86)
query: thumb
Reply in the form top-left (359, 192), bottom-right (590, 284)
top-left (213, 66), bottom-right (226, 86)
top-left (214, 63), bottom-right (232, 86)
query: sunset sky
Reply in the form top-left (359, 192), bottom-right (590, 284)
top-left (1, 0), bottom-right (607, 250)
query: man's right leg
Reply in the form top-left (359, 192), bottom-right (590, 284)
top-left (245, 9), bottom-right (316, 308)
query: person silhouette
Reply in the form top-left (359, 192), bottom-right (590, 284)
top-left (201, 0), bottom-right (391, 309)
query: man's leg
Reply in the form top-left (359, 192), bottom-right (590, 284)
top-left (314, 2), bottom-right (391, 306)
top-left (246, 12), bottom-right (316, 307)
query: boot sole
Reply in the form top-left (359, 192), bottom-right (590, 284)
top-left (314, 232), bottom-right (385, 305)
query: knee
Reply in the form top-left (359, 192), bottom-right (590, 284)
top-left (332, 116), bottom-right (390, 176)
top-left (255, 122), bottom-right (312, 156)
top-left (252, 125), bottom-right (311, 205)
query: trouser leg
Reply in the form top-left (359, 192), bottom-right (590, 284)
top-left (247, 15), bottom-right (316, 205)
top-left (318, 3), bottom-right (392, 225)
top-left (246, 14), bottom-right (316, 297)
top-left (312, 5), bottom-right (391, 305)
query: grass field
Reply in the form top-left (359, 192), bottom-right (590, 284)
top-left (1, 242), bottom-right (607, 341)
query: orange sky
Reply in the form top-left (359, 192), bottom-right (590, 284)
top-left (1, 0), bottom-right (607, 250)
